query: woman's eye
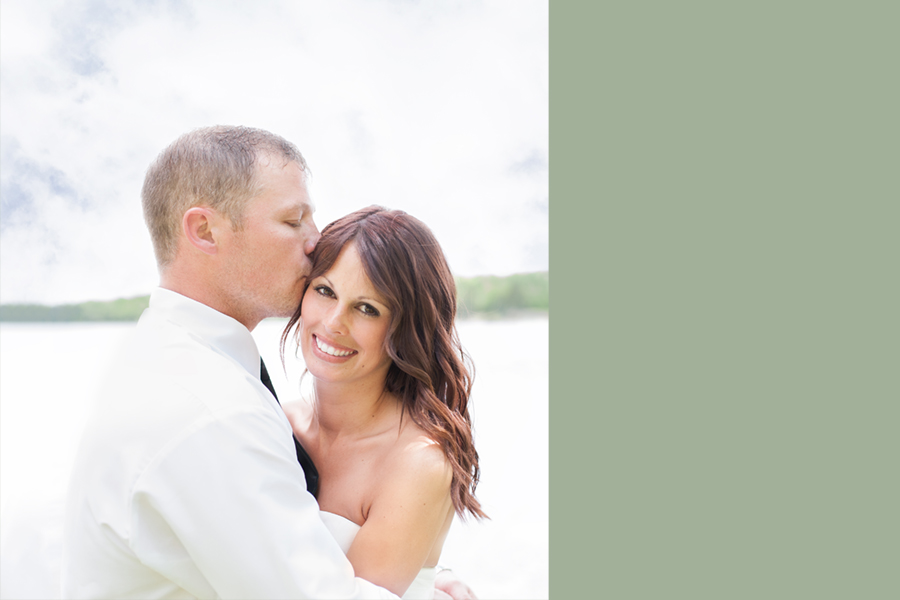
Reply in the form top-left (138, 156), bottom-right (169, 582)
top-left (359, 304), bottom-right (380, 317)
top-left (315, 286), bottom-right (335, 298)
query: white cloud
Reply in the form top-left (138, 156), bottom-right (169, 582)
top-left (0, 0), bottom-right (547, 304)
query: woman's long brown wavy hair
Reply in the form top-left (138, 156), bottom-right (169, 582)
top-left (281, 206), bottom-right (486, 520)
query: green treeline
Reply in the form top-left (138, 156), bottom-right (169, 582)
top-left (456, 271), bottom-right (549, 317)
top-left (0, 296), bottom-right (153, 322)
top-left (0, 272), bottom-right (548, 322)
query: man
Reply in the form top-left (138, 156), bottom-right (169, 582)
top-left (62, 126), bottom-right (473, 599)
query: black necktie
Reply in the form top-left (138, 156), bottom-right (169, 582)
top-left (260, 358), bottom-right (319, 497)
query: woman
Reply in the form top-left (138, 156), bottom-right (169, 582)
top-left (281, 206), bottom-right (486, 599)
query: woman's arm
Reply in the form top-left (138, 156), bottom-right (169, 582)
top-left (346, 440), bottom-right (454, 597)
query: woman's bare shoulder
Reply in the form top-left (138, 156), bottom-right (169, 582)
top-left (386, 421), bottom-right (453, 490)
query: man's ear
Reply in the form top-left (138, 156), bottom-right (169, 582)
top-left (182, 207), bottom-right (221, 255)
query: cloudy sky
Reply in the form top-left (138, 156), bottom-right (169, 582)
top-left (0, 0), bottom-right (547, 305)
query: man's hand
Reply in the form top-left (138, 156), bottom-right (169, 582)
top-left (434, 569), bottom-right (478, 600)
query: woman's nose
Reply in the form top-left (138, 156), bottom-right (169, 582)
top-left (324, 305), bottom-right (346, 334)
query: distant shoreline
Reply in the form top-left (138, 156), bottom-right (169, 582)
top-left (0, 272), bottom-right (548, 322)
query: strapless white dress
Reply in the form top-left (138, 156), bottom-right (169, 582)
top-left (320, 511), bottom-right (436, 599)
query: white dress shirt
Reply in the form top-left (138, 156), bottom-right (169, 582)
top-left (62, 288), bottom-right (397, 600)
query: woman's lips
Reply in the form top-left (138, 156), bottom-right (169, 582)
top-left (313, 334), bottom-right (358, 358)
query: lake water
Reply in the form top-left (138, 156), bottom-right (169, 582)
top-left (0, 317), bottom-right (548, 599)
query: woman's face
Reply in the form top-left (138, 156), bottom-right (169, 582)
top-left (299, 242), bottom-right (393, 387)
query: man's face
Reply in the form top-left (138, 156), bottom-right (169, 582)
top-left (220, 155), bottom-right (320, 329)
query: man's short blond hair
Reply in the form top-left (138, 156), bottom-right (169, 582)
top-left (141, 126), bottom-right (308, 267)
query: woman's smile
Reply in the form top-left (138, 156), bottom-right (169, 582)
top-left (313, 334), bottom-right (358, 359)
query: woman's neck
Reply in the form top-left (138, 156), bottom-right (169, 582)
top-left (310, 378), bottom-right (401, 440)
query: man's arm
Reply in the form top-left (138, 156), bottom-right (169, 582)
top-left (133, 406), bottom-right (399, 599)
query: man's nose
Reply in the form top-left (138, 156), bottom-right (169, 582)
top-left (304, 225), bottom-right (321, 256)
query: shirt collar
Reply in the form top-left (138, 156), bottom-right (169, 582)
top-left (148, 287), bottom-right (261, 378)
